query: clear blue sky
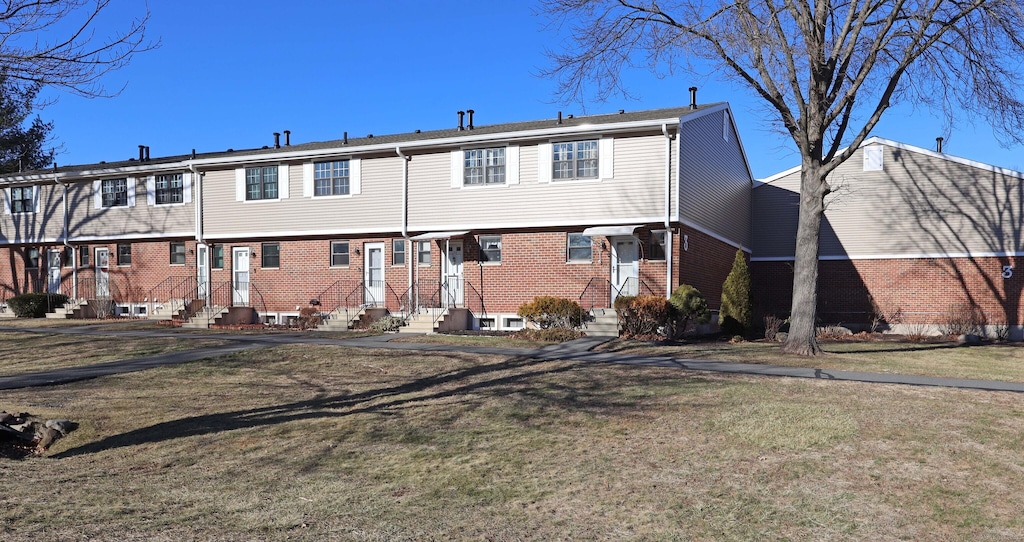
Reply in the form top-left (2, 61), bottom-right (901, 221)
top-left (39, 0), bottom-right (1024, 179)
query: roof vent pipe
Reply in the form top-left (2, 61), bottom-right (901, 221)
top-left (557, 111), bottom-right (562, 125)
top-left (145, 146), bottom-right (150, 161)
top-left (273, 132), bottom-right (281, 149)
top-left (936, 137), bottom-right (944, 153)
top-left (343, 131), bottom-right (348, 144)
top-left (467, 109), bottom-right (475, 130)
top-left (284, 130), bottom-right (291, 146)
top-left (138, 145), bottom-right (145, 161)
top-left (191, 149), bottom-right (196, 160)
top-left (689, 87), bottom-right (698, 109)
top-left (457, 110), bottom-right (465, 131)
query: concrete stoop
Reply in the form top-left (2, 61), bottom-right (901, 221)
top-left (584, 308), bottom-right (620, 337)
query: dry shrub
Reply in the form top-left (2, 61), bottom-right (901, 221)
top-left (617, 295), bottom-right (672, 339)
top-left (903, 322), bottom-right (929, 342)
top-left (939, 302), bottom-right (986, 337)
top-left (517, 296), bottom-right (584, 329)
top-left (763, 315), bottom-right (785, 341)
top-left (992, 322), bottom-right (1011, 341)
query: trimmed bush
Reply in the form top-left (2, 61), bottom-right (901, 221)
top-left (517, 296), bottom-right (584, 329)
top-left (669, 284), bottom-right (710, 336)
top-left (7, 293), bottom-right (69, 318)
top-left (370, 315), bottom-right (406, 333)
top-left (618, 295), bottom-right (672, 338)
top-left (719, 249), bottom-right (752, 336)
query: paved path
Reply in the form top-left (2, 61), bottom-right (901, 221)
top-left (1, 325), bottom-right (1022, 393)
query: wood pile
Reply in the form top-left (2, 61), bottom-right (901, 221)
top-left (0, 410), bottom-right (78, 459)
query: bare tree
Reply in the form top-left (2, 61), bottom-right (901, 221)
top-left (0, 0), bottom-right (153, 98)
top-left (542, 0), bottom-right (1024, 354)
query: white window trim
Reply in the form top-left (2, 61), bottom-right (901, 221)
top-left (566, 233), bottom-right (593, 263)
top-left (94, 178), bottom-right (136, 209)
top-left (236, 165), bottom-right (288, 202)
top-left (329, 241), bottom-right (351, 268)
top-left (451, 145), bottom-right (519, 188)
top-left (146, 172), bottom-right (192, 207)
top-left (479, 234), bottom-right (502, 265)
top-left (539, 137), bottom-right (613, 183)
top-left (3, 186), bottom-right (40, 215)
top-left (303, 158), bottom-right (361, 198)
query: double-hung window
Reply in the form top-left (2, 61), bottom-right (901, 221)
top-left (552, 140), bottom-right (599, 180)
top-left (212, 245), bottom-right (224, 269)
top-left (393, 240), bottom-right (406, 266)
top-left (155, 173), bottom-right (184, 204)
top-left (170, 242), bottom-right (186, 265)
top-left (330, 241), bottom-right (350, 267)
top-left (314, 160), bottom-right (350, 196)
top-left (464, 148), bottom-right (505, 186)
top-left (10, 186), bottom-right (34, 213)
top-left (117, 244), bottom-right (132, 266)
top-left (479, 235), bottom-right (502, 263)
top-left (102, 179), bottom-right (129, 207)
top-left (261, 243), bottom-right (280, 268)
top-left (246, 166), bottom-right (279, 200)
top-left (26, 248), bottom-right (40, 268)
top-left (417, 241), bottom-right (431, 265)
top-left (567, 233), bottom-right (592, 262)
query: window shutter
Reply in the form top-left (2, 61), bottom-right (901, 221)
top-left (33, 186), bottom-right (40, 213)
top-left (537, 142), bottom-right (552, 183)
top-left (94, 180), bottom-right (103, 209)
top-left (450, 150), bottom-right (462, 188)
top-left (723, 110), bottom-right (731, 141)
top-left (146, 176), bottom-right (156, 206)
top-left (350, 158), bottom-right (361, 195)
top-left (599, 138), bottom-right (614, 179)
top-left (235, 168), bottom-right (245, 201)
top-left (182, 172), bottom-right (193, 203)
top-left (302, 162), bottom-right (314, 197)
top-left (278, 164), bottom-right (289, 199)
top-left (2, 188), bottom-right (10, 215)
top-left (506, 145), bottom-right (520, 185)
top-left (126, 177), bottom-right (136, 207)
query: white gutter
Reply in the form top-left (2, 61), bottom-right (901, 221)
top-left (662, 123), bottom-right (674, 300)
top-left (397, 146), bottom-right (412, 311)
top-left (188, 159), bottom-right (211, 308)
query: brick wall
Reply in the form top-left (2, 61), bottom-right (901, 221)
top-left (677, 226), bottom-right (746, 311)
top-left (753, 255), bottom-right (1024, 326)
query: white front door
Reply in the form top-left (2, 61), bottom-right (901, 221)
top-left (364, 243), bottom-right (384, 306)
top-left (47, 249), bottom-right (62, 294)
top-left (95, 248), bottom-right (110, 298)
top-left (444, 240), bottom-right (464, 307)
top-left (232, 247), bottom-right (249, 305)
top-left (611, 237), bottom-right (639, 303)
top-left (197, 244), bottom-right (209, 298)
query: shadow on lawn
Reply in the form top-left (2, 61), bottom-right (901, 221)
top-left (52, 351), bottom-right (648, 458)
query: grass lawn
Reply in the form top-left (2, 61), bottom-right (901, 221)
top-left (599, 337), bottom-right (1024, 382)
top-left (2, 339), bottom-right (1022, 540)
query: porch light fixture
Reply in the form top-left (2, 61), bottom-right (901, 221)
top-left (353, 248), bottom-right (360, 255)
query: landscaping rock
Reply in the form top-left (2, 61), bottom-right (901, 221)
top-left (957, 333), bottom-right (983, 346)
top-left (775, 332), bottom-right (788, 342)
top-left (0, 409), bottom-right (78, 458)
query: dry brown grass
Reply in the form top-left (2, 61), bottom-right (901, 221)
top-left (600, 338), bottom-right (1024, 381)
top-left (1, 342), bottom-right (1022, 540)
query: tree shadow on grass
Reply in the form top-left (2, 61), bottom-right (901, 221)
top-left (52, 350), bottom-right (657, 459)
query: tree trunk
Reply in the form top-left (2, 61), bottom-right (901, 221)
top-left (782, 163), bottom-right (827, 355)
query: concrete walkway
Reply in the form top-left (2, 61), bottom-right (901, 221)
top-left (1, 325), bottom-right (1022, 393)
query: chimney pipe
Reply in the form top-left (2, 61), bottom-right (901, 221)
top-left (138, 145), bottom-right (145, 161)
top-left (191, 149), bottom-right (196, 160)
top-left (273, 132), bottom-right (281, 149)
top-left (343, 131), bottom-right (348, 144)
top-left (144, 146), bottom-right (150, 161)
top-left (689, 87), bottom-right (698, 110)
top-left (457, 111), bottom-right (465, 131)
top-left (284, 130), bottom-right (291, 146)
top-left (557, 111), bottom-right (562, 125)
top-left (467, 109), bottom-right (475, 130)
top-left (936, 137), bottom-right (944, 153)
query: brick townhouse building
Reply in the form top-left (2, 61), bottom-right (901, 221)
top-left (0, 101), bottom-right (754, 331)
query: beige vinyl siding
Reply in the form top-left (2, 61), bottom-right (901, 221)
top-left (64, 178), bottom-right (195, 239)
top-left (678, 109), bottom-right (752, 248)
top-left (751, 175), bottom-right (800, 259)
top-left (202, 157), bottom-right (404, 237)
top-left (0, 183), bottom-right (65, 242)
top-left (752, 144), bottom-right (1024, 259)
top-left (407, 134), bottom-right (672, 230)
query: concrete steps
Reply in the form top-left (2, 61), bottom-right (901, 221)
top-left (181, 307), bottom-right (229, 329)
top-left (316, 308), bottom-right (364, 331)
top-left (584, 308), bottom-right (619, 337)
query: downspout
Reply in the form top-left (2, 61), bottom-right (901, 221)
top-left (396, 146), bottom-right (412, 311)
top-left (662, 123), bottom-right (674, 300)
top-left (189, 159), bottom-right (210, 308)
top-left (54, 171), bottom-right (76, 299)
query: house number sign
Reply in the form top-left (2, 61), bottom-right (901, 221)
top-left (1003, 265), bottom-right (1014, 279)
